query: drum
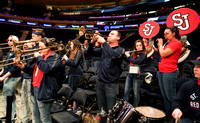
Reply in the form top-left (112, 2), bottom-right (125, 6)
top-left (108, 100), bottom-right (136, 123)
top-left (135, 106), bottom-right (166, 123)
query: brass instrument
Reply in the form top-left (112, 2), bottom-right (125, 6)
top-left (13, 38), bottom-right (55, 46)
top-left (0, 38), bottom-right (59, 67)
top-left (0, 42), bottom-right (23, 50)
top-left (84, 30), bottom-right (107, 40)
top-left (146, 39), bottom-right (155, 58)
top-left (178, 35), bottom-right (190, 63)
top-left (0, 38), bottom-right (55, 50)
top-left (78, 26), bottom-right (107, 40)
top-left (0, 45), bottom-right (63, 67)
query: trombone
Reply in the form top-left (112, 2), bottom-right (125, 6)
top-left (13, 38), bottom-right (55, 46)
top-left (0, 38), bottom-right (55, 50)
top-left (0, 38), bottom-right (58, 67)
top-left (0, 45), bottom-right (63, 67)
top-left (0, 42), bottom-right (23, 50)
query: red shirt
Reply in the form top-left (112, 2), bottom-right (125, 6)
top-left (198, 79), bottom-right (200, 86)
top-left (32, 52), bottom-right (53, 87)
top-left (159, 39), bottom-right (182, 73)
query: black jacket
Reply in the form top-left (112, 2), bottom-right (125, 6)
top-left (3, 50), bottom-right (21, 77)
top-left (88, 42), bottom-right (125, 83)
top-left (23, 45), bottom-right (39, 79)
top-left (64, 50), bottom-right (83, 76)
top-left (23, 53), bottom-right (64, 101)
top-left (172, 79), bottom-right (200, 121)
top-left (124, 52), bottom-right (147, 73)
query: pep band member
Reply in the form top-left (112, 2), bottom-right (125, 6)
top-left (21, 28), bottom-right (45, 123)
top-left (62, 39), bottom-right (85, 92)
top-left (14, 39), bottom-right (63, 123)
top-left (157, 26), bottom-right (182, 120)
top-left (0, 35), bottom-right (21, 121)
top-left (123, 39), bottom-right (147, 107)
top-left (88, 30), bottom-right (125, 121)
top-left (172, 57), bottom-right (200, 123)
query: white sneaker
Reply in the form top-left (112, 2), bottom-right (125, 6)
top-left (76, 110), bottom-right (82, 116)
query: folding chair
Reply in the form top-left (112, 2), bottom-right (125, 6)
top-left (51, 89), bottom-right (88, 123)
top-left (51, 85), bottom-right (74, 114)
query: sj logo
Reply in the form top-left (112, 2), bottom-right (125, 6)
top-left (143, 23), bottom-right (155, 36)
top-left (139, 21), bottom-right (160, 38)
top-left (172, 13), bottom-right (190, 31)
top-left (166, 8), bottom-right (199, 35)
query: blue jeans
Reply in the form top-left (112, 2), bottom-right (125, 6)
top-left (32, 87), bottom-right (53, 123)
top-left (96, 81), bottom-right (119, 112)
top-left (2, 77), bottom-right (21, 120)
top-left (124, 74), bottom-right (143, 107)
top-left (158, 70), bottom-right (179, 118)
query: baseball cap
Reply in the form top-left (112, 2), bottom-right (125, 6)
top-left (190, 57), bottom-right (200, 65)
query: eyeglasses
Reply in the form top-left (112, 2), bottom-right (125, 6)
top-left (6, 39), bottom-right (13, 42)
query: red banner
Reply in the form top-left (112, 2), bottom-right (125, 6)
top-left (139, 21), bottom-right (160, 38)
top-left (166, 8), bottom-right (199, 35)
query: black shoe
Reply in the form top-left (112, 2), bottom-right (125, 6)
top-left (13, 114), bottom-right (17, 120)
top-left (0, 116), bottom-right (6, 120)
top-left (28, 120), bottom-right (32, 123)
top-left (0, 114), bottom-right (17, 121)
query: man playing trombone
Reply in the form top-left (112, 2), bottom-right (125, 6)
top-left (14, 38), bottom-right (64, 123)
top-left (21, 28), bottom-right (45, 123)
top-left (0, 35), bottom-right (22, 122)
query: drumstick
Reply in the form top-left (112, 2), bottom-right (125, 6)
top-left (175, 117), bottom-right (179, 123)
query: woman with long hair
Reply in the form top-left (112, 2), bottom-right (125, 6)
top-left (157, 26), bottom-right (182, 120)
top-left (62, 39), bottom-right (85, 91)
top-left (124, 39), bottom-right (147, 107)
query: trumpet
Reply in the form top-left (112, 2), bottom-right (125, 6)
top-left (78, 26), bottom-right (107, 40)
top-left (84, 30), bottom-right (107, 40)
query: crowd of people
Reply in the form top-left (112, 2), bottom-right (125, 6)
top-left (0, 26), bottom-right (199, 123)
